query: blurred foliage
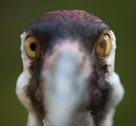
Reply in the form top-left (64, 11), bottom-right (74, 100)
top-left (0, 0), bottom-right (136, 126)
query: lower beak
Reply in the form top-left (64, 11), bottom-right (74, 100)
top-left (43, 43), bottom-right (90, 126)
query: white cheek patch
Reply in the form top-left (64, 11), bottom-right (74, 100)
top-left (16, 73), bottom-right (31, 106)
top-left (16, 72), bottom-right (39, 126)
top-left (107, 72), bottom-right (124, 105)
top-left (20, 32), bottom-right (32, 71)
top-left (105, 30), bottom-right (117, 74)
top-left (106, 30), bottom-right (116, 63)
top-left (16, 33), bottom-right (40, 126)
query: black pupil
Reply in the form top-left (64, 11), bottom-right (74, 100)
top-left (99, 41), bottom-right (105, 48)
top-left (30, 42), bottom-right (36, 51)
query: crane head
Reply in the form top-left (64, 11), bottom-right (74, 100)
top-left (16, 10), bottom-right (124, 126)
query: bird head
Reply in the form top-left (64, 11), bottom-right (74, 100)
top-left (18, 10), bottom-right (117, 126)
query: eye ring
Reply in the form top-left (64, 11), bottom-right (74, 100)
top-left (95, 32), bottom-right (112, 58)
top-left (24, 35), bottom-right (40, 60)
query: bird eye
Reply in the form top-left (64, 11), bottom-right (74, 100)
top-left (95, 32), bottom-right (112, 57)
top-left (24, 36), bottom-right (40, 59)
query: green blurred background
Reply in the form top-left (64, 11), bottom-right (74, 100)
top-left (0, 0), bottom-right (136, 125)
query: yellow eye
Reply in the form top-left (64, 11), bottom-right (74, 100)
top-left (24, 36), bottom-right (40, 59)
top-left (96, 33), bottom-right (112, 57)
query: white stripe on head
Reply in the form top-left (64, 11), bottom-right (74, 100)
top-left (105, 30), bottom-right (117, 75)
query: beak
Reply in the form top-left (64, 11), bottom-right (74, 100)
top-left (43, 41), bottom-right (90, 126)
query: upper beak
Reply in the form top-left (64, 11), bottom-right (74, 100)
top-left (42, 41), bottom-right (90, 126)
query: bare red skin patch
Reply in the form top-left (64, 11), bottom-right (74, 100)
top-left (34, 10), bottom-right (102, 25)
top-left (43, 52), bottom-right (50, 71)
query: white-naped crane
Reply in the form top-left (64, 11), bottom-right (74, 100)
top-left (16, 10), bottom-right (124, 126)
